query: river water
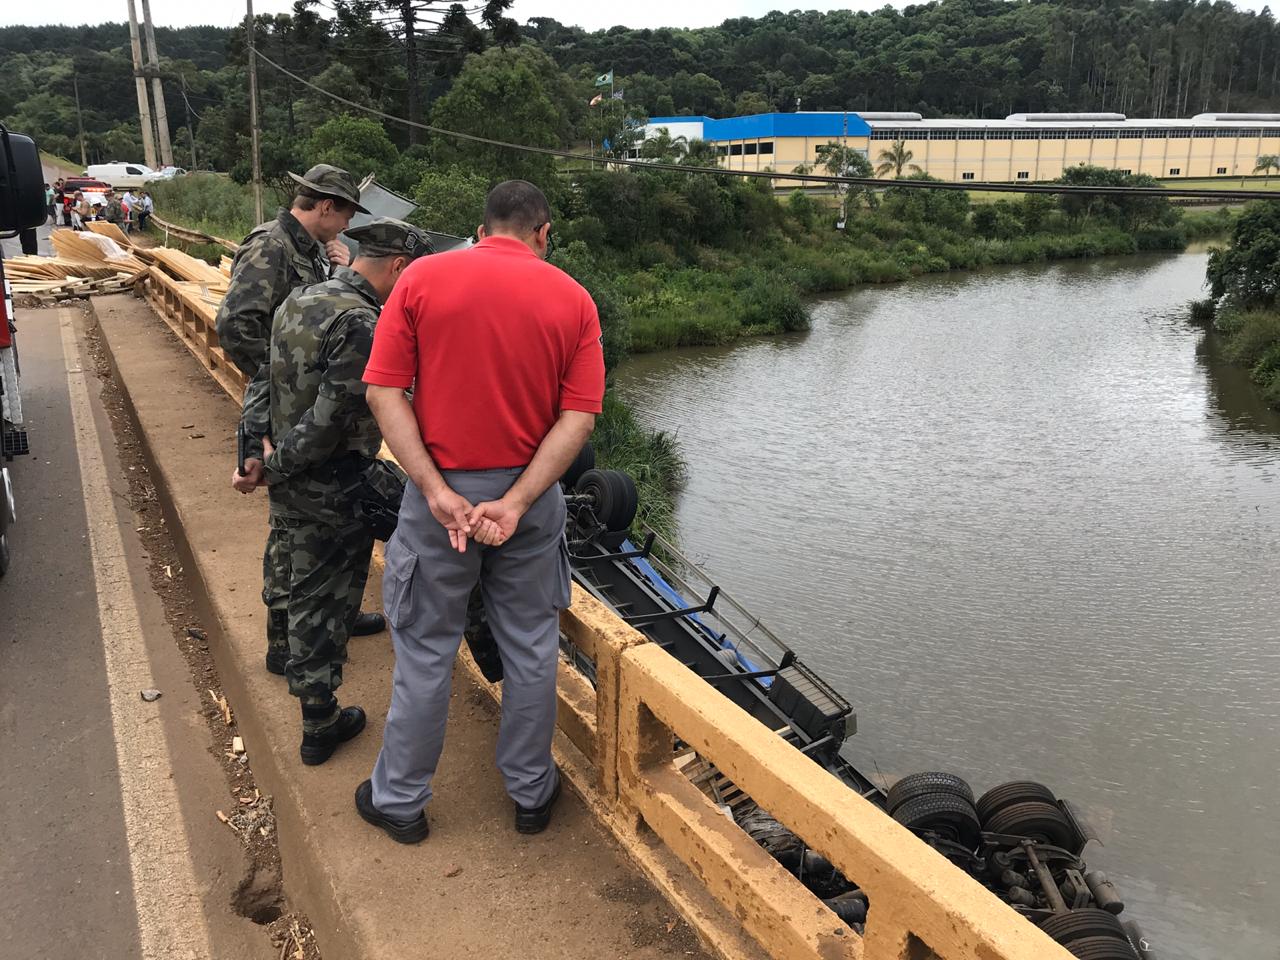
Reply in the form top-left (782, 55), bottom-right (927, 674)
top-left (612, 252), bottom-right (1280, 960)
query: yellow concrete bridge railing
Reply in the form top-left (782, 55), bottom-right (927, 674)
top-left (141, 260), bottom-right (1075, 960)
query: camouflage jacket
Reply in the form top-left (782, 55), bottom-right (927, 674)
top-left (216, 208), bottom-right (328, 378)
top-left (218, 209), bottom-right (328, 453)
top-left (253, 268), bottom-right (383, 520)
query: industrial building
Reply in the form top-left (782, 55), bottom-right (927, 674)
top-left (641, 112), bottom-right (1280, 181)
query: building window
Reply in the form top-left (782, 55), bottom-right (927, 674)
top-left (1016, 171), bottom-right (1030, 180)
top-left (1194, 129), bottom-right (1217, 138)
top-left (715, 145), bottom-right (728, 156)
top-left (1169, 167), bottom-right (1182, 175)
top-left (961, 172), bottom-right (975, 180)
top-left (1217, 166), bottom-right (1228, 175)
top-left (1144, 129), bottom-right (1168, 139)
top-left (729, 144), bottom-right (743, 156)
top-left (744, 143), bottom-right (757, 155)
top-left (1168, 129), bottom-right (1192, 138)
top-left (759, 141), bottom-right (774, 155)
top-left (1119, 169), bottom-right (1132, 175)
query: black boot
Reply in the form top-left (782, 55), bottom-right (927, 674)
top-left (351, 611), bottom-right (386, 636)
top-left (265, 648), bottom-right (289, 676)
top-left (300, 700), bottom-right (366, 766)
top-left (354, 779), bottom-right (429, 844)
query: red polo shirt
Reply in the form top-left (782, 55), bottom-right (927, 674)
top-left (363, 235), bottom-right (605, 470)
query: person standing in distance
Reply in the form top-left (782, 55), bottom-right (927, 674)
top-left (243, 218), bottom-right (433, 765)
top-left (354, 180), bottom-right (604, 843)
top-left (220, 164), bottom-right (386, 677)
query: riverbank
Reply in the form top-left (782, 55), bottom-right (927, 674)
top-left (1194, 201), bottom-right (1280, 410)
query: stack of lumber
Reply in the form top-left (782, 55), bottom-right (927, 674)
top-left (147, 246), bottom-right (228, 290)
top-left (4, 228), bottom-right (148, 302)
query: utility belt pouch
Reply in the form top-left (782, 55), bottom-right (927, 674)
top-left (341, 457), bottom-right (406, 541)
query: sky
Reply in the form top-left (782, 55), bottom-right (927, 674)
top-left (4, 0), bottom-right (1271, 32)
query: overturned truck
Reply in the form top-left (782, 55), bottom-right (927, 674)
top-left (465, 448), bottom-right (1156, 960)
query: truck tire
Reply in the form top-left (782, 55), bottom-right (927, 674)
top-left (891, 793), bottom-right (982, 849)
top-left (976, 780), bottom-right (1057, 823)
top-left (1039, 908), bottom-right (1128, 944)
top-left (887, 772), bottom-right (974, 815)
top-left (984, 800), bottom-right (1075, 848)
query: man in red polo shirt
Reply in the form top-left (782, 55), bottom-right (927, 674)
top-left (354, 180), bottom-right (604, 843)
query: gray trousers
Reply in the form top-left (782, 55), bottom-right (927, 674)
top-left (371, 470), bottom-right (570, 817)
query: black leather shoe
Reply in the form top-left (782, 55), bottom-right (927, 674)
top-left (514, 769), bottom-right (562, 835)
top-left (351, 611), bottom-right (386, 636)
top-left (354, 779), bottom-right (429, 844)
top-left (300, 706), bottom-right (366, 766)
top-left (265, 649), bottom-right (289, 676)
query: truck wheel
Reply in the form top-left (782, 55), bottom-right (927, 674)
top-left (886, 772), bottom-right (974, 815)
top-left (1039, 908), bottom-right (1128, 944)
top-left (1064, 936), bottom-right (1139, 959)
top-left (976, 780), bottom-right (1057, 823)
top-left (576, 469), bottom-right (638, 533)
top-left (984, 800), bottom-right (1075, 848)
top-left (890, 793), bottom-right (981, 849)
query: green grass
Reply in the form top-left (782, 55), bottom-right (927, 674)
top-left (1214, 307), bottom-right (1280, 407)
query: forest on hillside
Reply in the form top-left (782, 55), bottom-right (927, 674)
top-left (3, 0), bottom-right (1280, 175)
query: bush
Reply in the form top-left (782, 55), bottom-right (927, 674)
top-left (146, 172), bottom-right (268, 238)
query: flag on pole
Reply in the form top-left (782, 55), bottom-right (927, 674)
top-left (594, 70), bottom-right (613, 87)
top-left (611, 89), bottom-right (624, 101)
top-left (589, 94), bottom-right (603, 106)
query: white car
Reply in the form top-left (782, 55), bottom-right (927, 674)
top-left (85, 162), bottom-right (164, 189)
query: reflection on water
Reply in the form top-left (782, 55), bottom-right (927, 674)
top-left (613, 253), bottom-right (1280, 960)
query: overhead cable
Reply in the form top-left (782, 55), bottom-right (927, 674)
top-left (252, 49), bottom-right (1280, 201)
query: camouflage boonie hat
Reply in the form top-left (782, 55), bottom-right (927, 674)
top-left (287, 163), bottom-right (371, 214)
top-left (346, 218), bottom-right (435, 259)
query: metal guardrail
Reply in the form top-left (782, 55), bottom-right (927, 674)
top-left (149, 214), bottom-right (240, 254)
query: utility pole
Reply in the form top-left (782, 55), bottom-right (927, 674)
top-left (246, 0), bottom-right (264, 224)
top-left (126, 0), bottom-right (159, 168)
top-left (72, 72), bottom-right (88, 168)
top-left (140, 0), bottom-right (174, 167)
top-left (180, 73), bottom-right (198, 170)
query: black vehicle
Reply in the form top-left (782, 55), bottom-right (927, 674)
top-left (479, 449), bottom-right (1155, 960)
top-left (0, 123), bottom-right (49, 577)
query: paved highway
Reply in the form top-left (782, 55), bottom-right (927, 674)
top-left (0, 301), bottom-right (274, 959)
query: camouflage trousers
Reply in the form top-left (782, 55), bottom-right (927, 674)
top-left (264, 513), bottom-right (374, 721)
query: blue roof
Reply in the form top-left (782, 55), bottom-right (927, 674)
top-left (702, 112), bottom-right (872, 141)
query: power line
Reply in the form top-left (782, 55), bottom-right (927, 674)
top-left (251, 49), bottom-right (1280, 201)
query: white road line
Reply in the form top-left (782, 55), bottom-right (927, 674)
top-left (59, 309), bottom-right (213, 960)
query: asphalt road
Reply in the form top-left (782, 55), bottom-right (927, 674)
top-left (0, 304), bottom-right (273, 959)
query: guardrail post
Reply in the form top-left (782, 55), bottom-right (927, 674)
top-left (559, 583), bottom-right (649, 800)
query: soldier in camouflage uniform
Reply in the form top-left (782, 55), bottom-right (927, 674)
top-left (222, 165), bottom-right (387, 673)
top-left (246, 218), bottom-right (433, 765)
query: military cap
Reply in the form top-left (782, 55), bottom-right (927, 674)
top-left (287, 163), bottom-right (371, 214)
top-left (345, 218), bottom-right (435, 259)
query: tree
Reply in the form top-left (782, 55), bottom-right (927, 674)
top-left (1207, 201), bottom-right (1280, 309)
top-left (875, 141), bottom-right (921, 178)
top-left (375, 0), bottom-right (517, 145)
top-left (815, 141), bottom-right (874, 212)
top-left (410, 165), bottom-right (489, 238)
top-left (429, 46), bottom-right (567, 185)
top-left (306, 113), bottom-right (400, 182)
top-left (1253, 154), bottom-right (1279, 183)
top-left (882, 173), bottom-right (970, 229)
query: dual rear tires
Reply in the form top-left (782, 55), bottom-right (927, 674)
top-left (886, 773), bottom-right (1075, 851)
top-left (1039, 909), bottom-right (1139, 959)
